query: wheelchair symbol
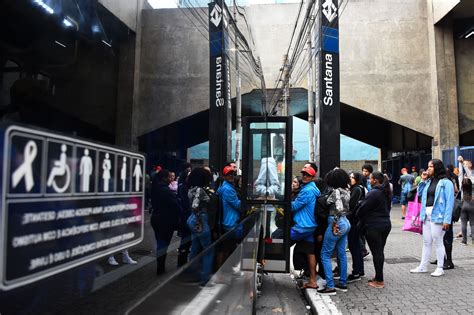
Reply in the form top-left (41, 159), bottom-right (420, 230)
top-left (47, 144), bottom-right (71, 193)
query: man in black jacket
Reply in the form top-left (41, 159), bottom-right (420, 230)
top-left (151, 169), bottom-right (181, 274)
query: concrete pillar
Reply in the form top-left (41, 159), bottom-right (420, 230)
top-left (115, 36), bottom-right (136, 148)
top-left (130, 0), bottom-right (146, 151)
top-left (426, 0), bottom-right (459, 159)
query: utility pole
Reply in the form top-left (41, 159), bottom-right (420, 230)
top-left (234, 1), bottom-right (242, 171)
top-left (307, 3), bottom-right (315, 162)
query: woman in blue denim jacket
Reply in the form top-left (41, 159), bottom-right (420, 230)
top-left (410, 159), bottom-right (455, 277)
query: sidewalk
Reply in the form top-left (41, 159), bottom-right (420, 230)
top-left (324, 205), bottom-right (474, 314)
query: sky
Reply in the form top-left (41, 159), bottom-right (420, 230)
top-left (147, 0), bottom-right (300, 9)
top-left (189, 117), bottom-right (379, 161)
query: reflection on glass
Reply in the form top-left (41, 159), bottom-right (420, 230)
top-left (248, 128), bottom-right (287, 201)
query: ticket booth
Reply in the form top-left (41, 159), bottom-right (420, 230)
top-left (242, 116), bottom-right (293, 272)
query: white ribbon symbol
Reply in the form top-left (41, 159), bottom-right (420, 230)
top-left (12, 140), bottom-right (37, 192)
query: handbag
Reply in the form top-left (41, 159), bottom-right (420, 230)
top-left (402, 194), bottom-right (422, 234)
top-left (452, 191), bottom-right (462, 223)
top-left (406, 186), bottom-right (417, 202)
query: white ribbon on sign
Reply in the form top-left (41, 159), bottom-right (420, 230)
top-left (11, 140), bottom-right (37, 192)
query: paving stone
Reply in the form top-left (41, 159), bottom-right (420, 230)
top-left (321, 205), bottom-right (474, 314)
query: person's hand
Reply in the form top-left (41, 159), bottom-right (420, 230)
top-left (458, 156), bottom-right (464, 163)
top-left (317, 235), bottom-right (323, 242)
top-left (442, 223), bottom-right (450, 231)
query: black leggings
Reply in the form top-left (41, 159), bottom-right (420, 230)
top-left (365, 226), bottom-right (391, 282)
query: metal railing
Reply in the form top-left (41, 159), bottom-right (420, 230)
top-left (126, 210), bottom-right (263, 315)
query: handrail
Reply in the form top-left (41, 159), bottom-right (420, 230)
top-left (125, 210), bottom-right (262, 314)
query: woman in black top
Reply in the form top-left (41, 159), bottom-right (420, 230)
top-left (356, 171), bottom-right (392, 289)
top-left (151, 169), bottom-right (181, 274)
top-left (461, 178), bottom-right (474, 245)
top-left (347, 172), bottom-right (366, 282)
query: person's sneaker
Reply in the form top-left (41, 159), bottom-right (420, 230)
top-left (317, 287), bottom-right (336, 295)
top-left (410, 266), bottom-right (427, 273)
top-left (461, 241), bottom-right (467, 246)
top-left (347, 274), bottom-right (362, 283)
top-left (431, 268), bottom-right (445, 277)
top-left (335, 284), bottom-right (348, 292)
top-left (443, 261), bottom-right (455, 270)
top-left (108, 256), bottom-right (119, 266)
top-left (429, 260), bottom-right (437, 265)
top-left (363, 252), bottom-right (371, 260)
top-left (359, 272), bottom-right (366, 278)
top-left (123, 255), bottom-right (138, 264)
top-left (368, 281), bottom-right (384, 288)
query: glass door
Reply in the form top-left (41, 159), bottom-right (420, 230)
top-left (242, 117), bottom-right (293, 272)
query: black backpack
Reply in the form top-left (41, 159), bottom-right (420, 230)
top-left (203, 187), bottom-right (221, 233)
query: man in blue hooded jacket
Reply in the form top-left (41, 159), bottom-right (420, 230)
top-left (291, 164), bottom-right (320, 289)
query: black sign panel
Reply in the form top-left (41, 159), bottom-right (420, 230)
top-left (316, 0), bottom-right (340, 176)
top-left (209, 0), bottom-right (231, 172)
top-left (0, 125), bottom-right (145, 290)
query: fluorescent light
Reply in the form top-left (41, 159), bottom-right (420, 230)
top-left (102, 40), bottom-right (112, 48)
top-left (466, 31), bottom-right (474, 39)
top-left (34, 0), bottom-right (54, 14)
top-left (63, 18), bottom-right (73, 27)
top-left (54, 40), bottom-right (66, 48)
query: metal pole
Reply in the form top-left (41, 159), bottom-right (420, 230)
top-left (308, 22), bottom-right (315, 162)
top-left (234, 1), bottom-right (242, 171)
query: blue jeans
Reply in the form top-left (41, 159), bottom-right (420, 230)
top-left (321, 216), bottom-right (351, 288)
top-left (188, 213), bottom-right (214, 284)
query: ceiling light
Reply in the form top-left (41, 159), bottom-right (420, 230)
top-left (466, 31), bottom-right (474, 38)
top-left (54, 40), bottom-right (66, 48)
top-left (102, 40), bottom-right (112, 48)
top-left (33, 0), bottom-right (54, 14)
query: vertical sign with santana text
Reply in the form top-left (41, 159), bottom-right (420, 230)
top-left (316, 0), bottom-right (340, 176)
top-left (209, 0), bottom-right (232, 172)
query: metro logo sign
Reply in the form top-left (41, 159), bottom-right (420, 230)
top-left (209, 3), bottom-right (222, 27)
top-left (322, 0), bottom-right (337, 23)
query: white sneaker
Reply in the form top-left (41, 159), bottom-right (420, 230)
top-left (410, 266), bottom-right (427, 273)
top-left (431, 268), bottom-right (444, 277)
top-left (108, 256), bottom-right (119, 266)
top-left (122, 255), bottom-right (137, 264)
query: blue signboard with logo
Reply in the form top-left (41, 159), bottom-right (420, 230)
top-left (0, 124), bottom-right (145, 290)
top-left (316, 0), bottom-right (340, 176)
top-left (209, 0), bottom-right (232, 172)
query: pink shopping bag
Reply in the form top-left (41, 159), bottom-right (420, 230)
top-left (402, 195), bottom-right (423, 234)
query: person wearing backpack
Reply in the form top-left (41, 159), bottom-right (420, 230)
top-left (186, 168), bottom-right (214, 286)
top-left (347, 172), bottom-right (366, 282)
top-left (291, 164), bottom-right (320, 290)
top-left (215, 166), bottom-right (241, 268)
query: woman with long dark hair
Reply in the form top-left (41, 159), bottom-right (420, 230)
top-left (186, 167), bottom-right (214, 286)
top-left (356, 171), bottom-right (392, 288)
top-left (460, 178), bottom-right (474, 245)
top-left (410, 159), bottom-right (455, 277)
top-left (317, 168), bottom-right (351, 295)
top-left (347, 172), bottom-right (366, 282)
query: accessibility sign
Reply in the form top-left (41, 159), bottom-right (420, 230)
top-left (1, 124), bottom-right (145, 290)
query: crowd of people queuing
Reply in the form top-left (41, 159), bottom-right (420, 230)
top-left (136, 153), bottom-right (473, 292)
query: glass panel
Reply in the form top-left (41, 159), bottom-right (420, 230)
top-left (126, 211), bottom-right (262, 314)
top-left (247, 122), bottom-right (287, 201)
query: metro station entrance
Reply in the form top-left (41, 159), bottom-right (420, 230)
top-left (242, 116), bottom-right (293, 272)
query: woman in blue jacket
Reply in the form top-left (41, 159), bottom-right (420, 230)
top-left (410, 159), bottom-right (455, 277)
